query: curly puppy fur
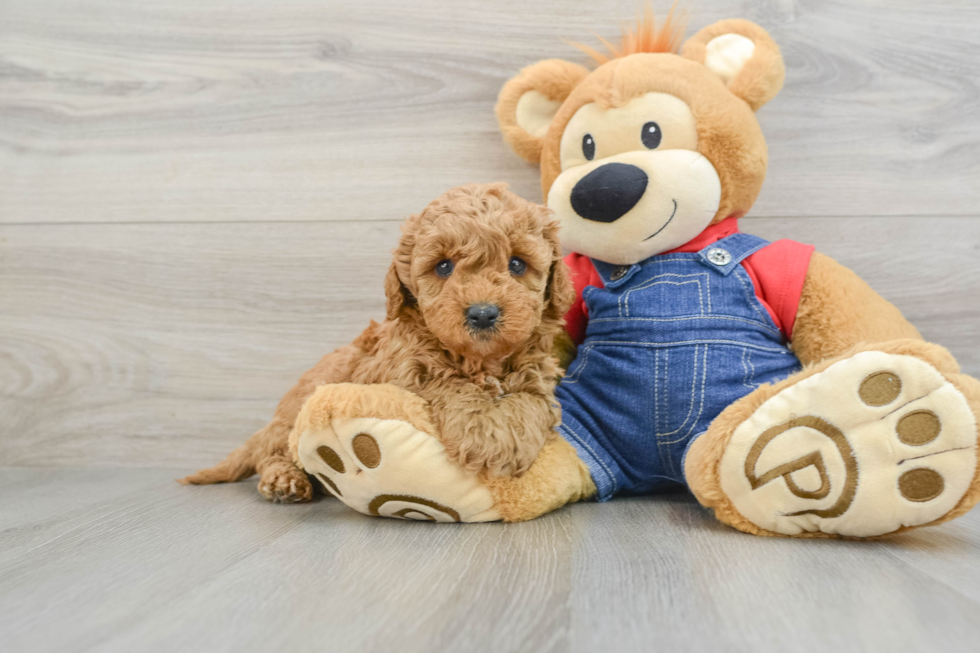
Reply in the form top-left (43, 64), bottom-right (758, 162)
top-left (180, 183), bottom-right (575, 503)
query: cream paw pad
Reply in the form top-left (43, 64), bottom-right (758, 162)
top-left (719, 351), bottom-right (978, 537)
top-left (293, 385), bottom-right (501, 523)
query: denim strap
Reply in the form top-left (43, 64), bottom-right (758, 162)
top-left (697, 232), bottom-right (770, 276)
top-left (590, 259), bottom-right (642, 288)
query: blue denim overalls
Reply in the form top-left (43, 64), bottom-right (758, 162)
top-left (556, 233), bottom-right (803, 501)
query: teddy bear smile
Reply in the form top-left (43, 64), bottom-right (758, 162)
top-left (642, 198), bottom-right (678, 241)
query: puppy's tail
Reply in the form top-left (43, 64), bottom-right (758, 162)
top-left (178, 439), bottom-right (257, 486)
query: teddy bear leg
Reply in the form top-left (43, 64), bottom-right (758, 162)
top-left (291, 383), bottom-right (502, 522)
top-left (685, 339), bottom-right (980, 538)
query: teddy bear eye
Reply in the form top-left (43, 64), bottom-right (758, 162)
top-left (508, 256), bottom-right (527, 276)
top-left (435, 259), bottom-right (454, 278)
top-left (582, 134), bottom-right (596, 161)
top-left (641, 121), bottom-right (662, 149)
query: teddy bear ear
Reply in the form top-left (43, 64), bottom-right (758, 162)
top-left (496, 59), bottom-right (590, 164)
top-left (681, 19), bottom-right (785, 111)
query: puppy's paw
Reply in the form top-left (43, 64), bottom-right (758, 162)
top-left (452, 439), bottom-right (540, 478)
top-left (257, 460), bottom-right (313, 503)
top-left (446, 417), bottom-right (549, 478)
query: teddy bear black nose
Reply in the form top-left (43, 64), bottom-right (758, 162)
top-left (466, 303), bottom-right (500, 331)
top-left (570, 163), bottom-right (649, 223)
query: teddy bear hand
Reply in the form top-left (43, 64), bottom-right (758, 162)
top-left (291, 383), bottom-right (501, 522)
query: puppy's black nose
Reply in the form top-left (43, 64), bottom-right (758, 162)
top-left (570, 163), bottom-right (648, 223)
top-left (466, 303), bottom-right (500, 331)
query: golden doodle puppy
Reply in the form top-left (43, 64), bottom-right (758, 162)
top-left (182, 183), bottom-right (574, 503)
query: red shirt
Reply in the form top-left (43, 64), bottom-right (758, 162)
top-left (563, 217), bottom-right (815, 344)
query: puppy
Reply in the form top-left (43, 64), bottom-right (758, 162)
top-left (181, 183), bottom-right (575, 502)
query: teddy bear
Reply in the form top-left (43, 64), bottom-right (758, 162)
top-left (289, 14), bottom-right (980, 538)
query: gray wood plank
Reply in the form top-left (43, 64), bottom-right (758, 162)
top-left (877, 511), bottom-right (980, 605)
top-left (0, 220), bottom-right (394, 467)
top-left (2, 217), bottom-right (979, 468)
top-left (0, 468), bottom-right (977, 653)
top-left (2, 3), bottom-right (979, 651)
top-left (1, 0), bottom-right (978, 225)
top-left (566, 498), bottom-right (980, 652)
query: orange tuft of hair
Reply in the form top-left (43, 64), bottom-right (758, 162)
top-left (570, 2), bottom-right (687, 65)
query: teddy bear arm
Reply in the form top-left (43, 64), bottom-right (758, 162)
top-left (483, 437), bottom-right (597, 522)
top-left (292, 383), bottom-right (594, 522)
top-left (789, 251), bottom-right (923, 366)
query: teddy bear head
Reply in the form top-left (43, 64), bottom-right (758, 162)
top-left (496, 15), bottom-right (785, 265)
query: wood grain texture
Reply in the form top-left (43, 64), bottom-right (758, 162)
top-left (0, 220), bottom-right (395, 466)
top-left (2, 0), bottom-right (978, 468)
top-left (1, 0), bottom-right (979, 224)
top-left (2, 3), bottom-right (979, 650)
top-left (2, 217), bottom-right (979, 468)
top-left (1, 468), bottom-right (978, 653)
top-left (0, 218), bottom-right (980, 467)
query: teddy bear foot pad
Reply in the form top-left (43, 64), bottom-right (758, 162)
top-left (296, 417), bottom-right (501, 523)
top-left (719, 351), bottom-right (978, 537)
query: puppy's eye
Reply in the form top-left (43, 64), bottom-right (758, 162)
top-left (435, 259), bottom-right (454, 278)
top-left (582, 134), bottom-right (595, 161)
top-left (641, 121), bottom-right (662, 149)
top-left (508, 256), bottom-right (527, 276)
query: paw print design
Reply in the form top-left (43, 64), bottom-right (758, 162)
top-left (295, 415), bottom-right (501, 523)
top-left (720, 351), bottom-right (978, 537)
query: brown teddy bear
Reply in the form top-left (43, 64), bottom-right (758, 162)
top-left (490, 12), bottom-right (980, 537)
top-left (285, 12), bottom-right (980, 538)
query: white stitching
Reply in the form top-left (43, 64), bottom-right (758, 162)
top-left (661, 344), bottom-right (708, 446)
top-left (581, 339), bottom-right (790, 354)
top-left (562, 345), bottom-right (592, 384)
top-left (559, 423), bottom-right (617, 493)
top-left (745, 347), bottom-right (757, 388)
top-left (655, 348), bottom-right (666, 466)
top-left (635, 255), bottom-right (699, 265)
top-left (653, 349), bottom-right (660, 437)
top-left (620, 273), bottom-right (708, 318)
top-left (706, 271), bottom-right (712, 313)
top-left (624, 278), bottom-right (705, 317)
top-left (659, 345), bottom-right (697, 438)
top-left (740, 347), bottom-right (751, 390)
top-left (732, 266), bottom-right (770, 325)
top-left (587, 314), bottom-right (782, 338)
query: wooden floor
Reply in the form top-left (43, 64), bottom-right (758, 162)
top-left (2, 0), bottom-right (980, 650)
top-left (1, 468), bottom-right (979, 652)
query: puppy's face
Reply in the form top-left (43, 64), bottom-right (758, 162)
top-left (386, 184), bottom-right (571, 361)
top-left (411, 215), bottom-right (552, 361)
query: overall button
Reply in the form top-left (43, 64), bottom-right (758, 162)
top-left (706, 247), bottom-right (732, 266)
top-left (610, 265), bottom-right (630, 281)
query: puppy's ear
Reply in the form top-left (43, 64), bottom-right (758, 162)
top-left (681, 19), bottom-right (784, 111)
top-left (496, 59), bottom-right (589, 164)
top-left (384, 262), bottom-right (414, 321)
top-left (542, 217), bottom-right (575, 321)
top-left (385, 215), bottom-right (419, 321)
